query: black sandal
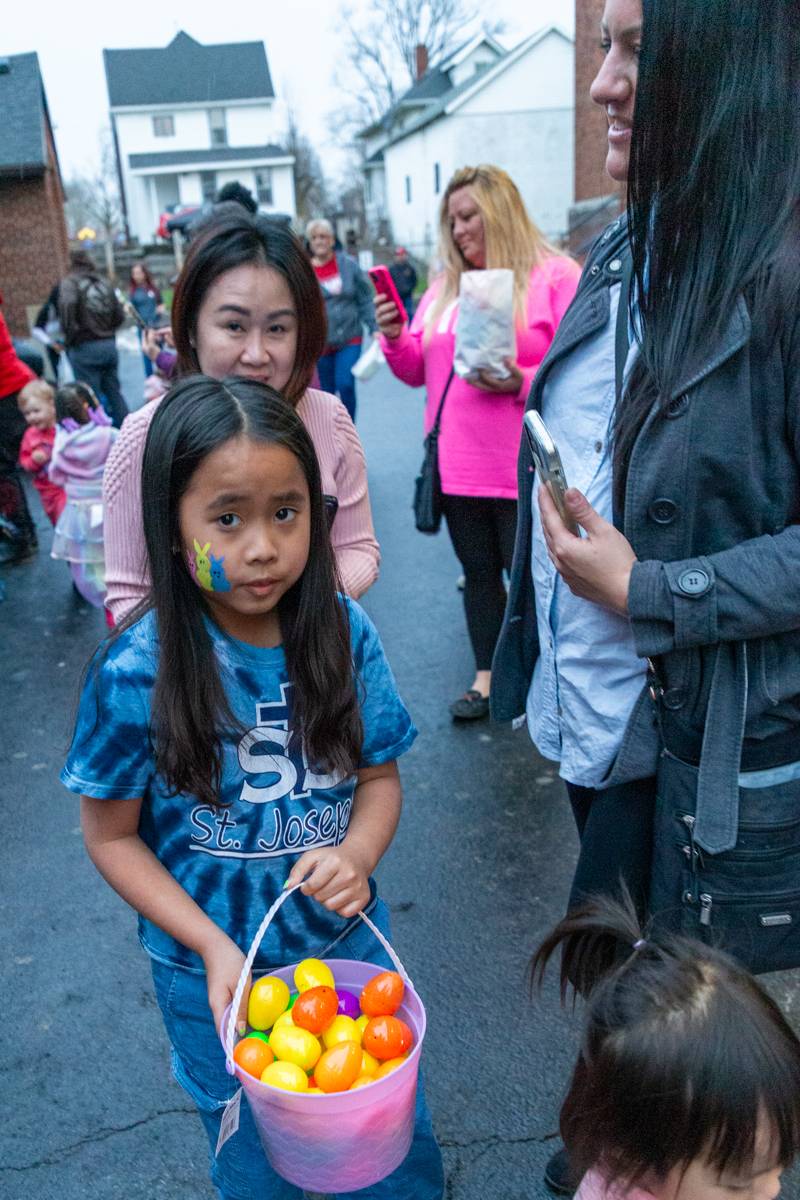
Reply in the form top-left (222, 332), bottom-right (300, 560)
top-left (449, 689), bottom-right (490, 721)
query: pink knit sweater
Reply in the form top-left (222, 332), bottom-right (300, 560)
top-left (102, 388), bottom-right (380, 622)
top-left (380, 255), bottom-right (580, 499)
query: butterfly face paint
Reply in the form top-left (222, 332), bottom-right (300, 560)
top-left (189, 538), bottom-right (231, 592)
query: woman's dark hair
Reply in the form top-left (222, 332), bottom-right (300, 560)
top-left (113, 375), bottom-right (361, 808)
top-left (170, 209), bottom-right (327, 404)
top-left (531, 893), bottom-right (800, 1190)
top-left (129, 261), bottom-right (157, 293)
top-left (614, 0), bottom-right (800, 510)
top-left (69, 249), bottom-right (95, 274)
top-left (55, 381), bottom-right (100, 425)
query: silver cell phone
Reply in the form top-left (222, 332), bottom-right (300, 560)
top-left (523, 410), bottom-right (579, 536)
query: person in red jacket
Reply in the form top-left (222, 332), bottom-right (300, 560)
top-left (0, 298), bottom-right (38, 564)
top-left (17, 379), bottom-right (66, 524)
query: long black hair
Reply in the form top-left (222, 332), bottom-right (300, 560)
top-left (531, 893), bottom-right (800, 1190)
top-left (55, 381), bottom-right (101, 425)
top-left (114, 375), bottom-right (362, 808)
top-left (614, 0), bottom-right (800, 509)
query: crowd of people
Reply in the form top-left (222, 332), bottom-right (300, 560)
top-left (3, 0), bottom-right (800, 1197)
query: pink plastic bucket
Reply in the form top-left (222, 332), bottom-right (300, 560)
top-left (221, 888), bottom-right (426, 1193)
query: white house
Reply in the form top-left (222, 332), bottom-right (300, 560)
top-left (103, 32), bottom-right (296, 244)
top-left (360, 29), bottom-right (574, 259)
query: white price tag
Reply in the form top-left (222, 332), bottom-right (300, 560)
top-left (215, 1087), bottom-right (242, 1156)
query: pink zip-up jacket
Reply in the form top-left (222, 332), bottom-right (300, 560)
top-left (575, 1170), bottom-right (656, 1200)
top-left (102, 388), bottom-right (380, 623)
top-left (381, 255), bottom-right (580, 499)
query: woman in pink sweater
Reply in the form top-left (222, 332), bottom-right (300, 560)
top-left (103, 210), bottom-right (379, 622)
top-left (376, 165), bottom-right (580, 720)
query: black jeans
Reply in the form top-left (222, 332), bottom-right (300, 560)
top-left (441, 494), bottom-right (517, 671)
top-left (565, 777), bottom-right (657, 917)
top-left (68, 338), bottom-right (129, 428)
top-left (0, 394), bottom-right (37, 548)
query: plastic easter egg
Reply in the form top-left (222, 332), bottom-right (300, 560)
top-left (233, 1037), bottom-right (274, 1079)
top-left (360, 970), bottom-right (405, 1017)
top-left (273, 1009), bottom-right (295, 1031)
top-left (360, 1048), bottom-right (380, 1075)
top-left (261, 1060), bottom-right (308, 1092)
top-left (288, 991), bottom-right (298, 1009)
top-left (336, 989), bottom-right (361, 1019)
top-left (294, 958), bottom-right (335, 993)
top-left (268, 1024), bottom-right (322, 1072)
top-left (374, 1055), bottom-right (408, 1079)
top-left (248, 1031), bottom-right (270, 1045)
top-left (355, 1014), bottom-right (370, 1038)
top-left (292, 986), bottom-right (339, 1035)
top-left (362, 1015), bottom-right (414, 1060)
top-left (322, 1015), bottom-right (361, 1049)
top-left (315, 1040), bottom-right (362, 1093)
top-left (247, 975), bottom-right (290, 1031)
top-left (350, 1073), bottom-right (375, 1090)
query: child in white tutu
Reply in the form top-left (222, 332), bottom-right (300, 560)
top-left (49, 382), bottom-right (117, 609)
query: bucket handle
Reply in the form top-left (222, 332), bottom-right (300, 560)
top-left (225, 884), bottom-right (414, 1072)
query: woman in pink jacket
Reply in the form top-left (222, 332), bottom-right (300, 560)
top-left (376, 165), bottom-right (580, 720)
top-left (103, 210), bottom-right (380, 623)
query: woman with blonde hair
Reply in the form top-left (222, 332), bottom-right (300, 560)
top-left (376, 165), bottom-right (579, 720)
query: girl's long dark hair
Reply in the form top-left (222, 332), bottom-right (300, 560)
top-left (614, 0), bottom-right (800, 510)
top-left (55, 381), bottom-right (100, 425)
top-left (170, 207), bottom-right (327, 404)
top-left (531, 893), bottom-right (800, 1190)
top-left (114, 375), bottom-right (361, 808)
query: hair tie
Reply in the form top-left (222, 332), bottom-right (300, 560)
top-left (633, 939), bottom-right (647, 951)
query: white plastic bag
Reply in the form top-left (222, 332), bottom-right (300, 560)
top-left (351, 338), bottom-right (386, 382)
top-left (453, 269), bottom-right (516, 381)
top-left (56, 352), bottom-right (75, 385)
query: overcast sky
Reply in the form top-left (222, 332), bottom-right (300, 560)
top-left (6, 0), bottom-right (574, 184)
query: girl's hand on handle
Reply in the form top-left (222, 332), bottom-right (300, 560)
top-left (373, 296), bottom-right (404, 341)
top-left (200, 928), bottom-right (250, 1037)
top-left (538, 484), bottom-right (636, 616)
top-left (285, 845), bottom-right (372, 920)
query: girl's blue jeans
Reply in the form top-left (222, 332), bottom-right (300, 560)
top-left (316, 344), bottom-right (361, 422)
top-left (151, 899), bottom-right (444, 1200)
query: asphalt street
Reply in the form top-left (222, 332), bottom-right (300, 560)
top-left (3, 335), bottom-right (800, 1200)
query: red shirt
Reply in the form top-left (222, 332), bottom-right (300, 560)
top-left (0, 307), bottom-right (34, 399)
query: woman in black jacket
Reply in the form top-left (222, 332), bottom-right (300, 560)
top-left (491, 0), bottom-right (800, 1192)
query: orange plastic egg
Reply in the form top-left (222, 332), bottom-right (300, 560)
top-left (233, 1036), bottom-right (274, 1079)
top-left (314, 1040), bottom-right (362, 1093)
top-left (292, 986), bottom-right (339, 1035)
top-left (362, 1015), bottom-right (414, 1060)
top-left (374, 1055), bottom-right (408, 1079)
top-left (350, 1073), bottom-right (375, 1090)
top-left (360, 970), bottom-right (405, 1017)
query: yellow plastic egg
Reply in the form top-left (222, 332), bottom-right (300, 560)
top-left (272, 1009), bottom-right (295, 1031)
top-left (322, 1015), bottom-right (361, 1049)
top-left (268, 1024), bottom-right (322, 1072)
top-left (247, 975), bottom-right (290, 1031)
top-left (360, 1048), bottom-right (379, 1075)
top-left (350, 1073), bottom-right (375, 1090)
top-left (294, 958), bottom-right (335, 993)
top-left (355, 1014), bottom-right (370, 1038)
top-left (374, 1055), bottom-right (408, 1079)
top-left (261, 1060), bottom-right (308, 1091)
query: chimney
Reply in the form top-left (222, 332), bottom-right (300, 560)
top-left (415, 44), bottom-right (429, 80)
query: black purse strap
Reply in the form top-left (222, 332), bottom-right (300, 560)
top-left (430, 368), bottom-right (455, 436)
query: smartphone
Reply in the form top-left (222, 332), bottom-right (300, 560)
top-left (367, 265), bottom-right (408, 324)
top-left (523, 410), bottom-right (579, 536)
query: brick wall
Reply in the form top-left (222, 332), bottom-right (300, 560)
top-left (0, 121), bottom-right (68, 338)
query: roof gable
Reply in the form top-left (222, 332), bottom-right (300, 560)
top-left (0, 52), bottom-right (48, 173)
top-left (103, 31), bottom-right (275, 108)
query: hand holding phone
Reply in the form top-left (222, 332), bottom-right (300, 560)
top-left (523, 411), bottom-right (580, 537)
top-left (368, 265), bottom-right (408, 325)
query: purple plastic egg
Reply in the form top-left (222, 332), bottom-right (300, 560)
top-left (337, 989), bottom-right (361, 1019)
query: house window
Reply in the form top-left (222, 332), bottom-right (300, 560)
top-left (255, 169), bottom-right (273, 205)
top-left (405, 175), bottom-right (412, 204)
top-left (200, 171), bottom-right (217, 201)
top-left (208, 108), bottom-right (227, 147)
top-left (152, 115), bottom-right (174, 137)
top-left (434, 163), bottom-right (440, 194)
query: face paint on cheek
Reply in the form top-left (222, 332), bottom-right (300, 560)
top-left (209, 551), bottom-right (231, 592)
top-left (187, 539), bottom-right (231, 592)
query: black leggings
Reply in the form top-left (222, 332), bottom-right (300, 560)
top-left (441, 494), bottom-right (517, 671)
top-left (566, 777), bottom-right (657, 918)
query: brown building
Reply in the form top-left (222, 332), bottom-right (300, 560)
top-left (569, 0), bottom-right (624, 256)
top-left (0, 53), bottom-right (68, 337)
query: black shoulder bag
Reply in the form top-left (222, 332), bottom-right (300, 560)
top-left (413, 368), bottom-right (454, 534)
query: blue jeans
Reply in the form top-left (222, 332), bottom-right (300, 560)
top-left (316, 343), bottom-right (362, 422)
top-left (151, 899), bottom-right (444, 1200)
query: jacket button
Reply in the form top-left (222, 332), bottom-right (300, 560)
top-left (649, 498), bottom-right (677, 525)
top-left (609, 258), bottom-right (622, 272)
top-left (590, 264), bottom-right (600, 276)
top-left (678, 568), bottom-right (711, 595)
top-left (662, 687), bottom-right (686, 710)
top-left (666, 393), bottom-right (690, 419)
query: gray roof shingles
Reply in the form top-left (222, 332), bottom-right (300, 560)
top-left (0, 52), bottom-right (47, 173)
top-left (129, 145), bottom-right (287, 169)
top-left (104, 31), bottom-right (274, 108)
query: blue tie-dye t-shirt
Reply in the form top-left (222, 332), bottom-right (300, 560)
top-left (61, 598), bottom-right (416, 972)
